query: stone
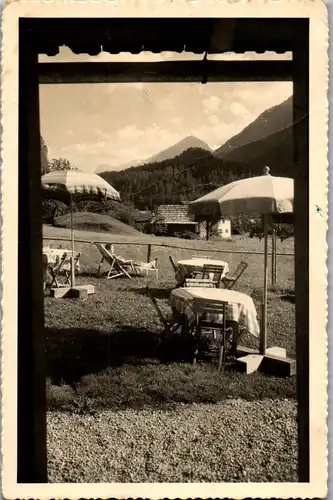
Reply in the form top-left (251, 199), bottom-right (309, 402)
top-left (235, 354), bottom-right (264, 374)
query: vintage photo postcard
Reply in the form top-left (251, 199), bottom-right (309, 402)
top-left (1, 1), bottom-right (329, 498)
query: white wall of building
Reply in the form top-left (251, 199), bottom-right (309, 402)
top-left (198, 219), bottom-right (232, 240)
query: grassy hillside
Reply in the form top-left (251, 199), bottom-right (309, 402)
top-left (53, 212), bottom-right (141, 236)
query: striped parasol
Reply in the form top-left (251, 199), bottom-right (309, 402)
top-left (42, 170), bottom-right (120, 201)
top-left (42, 170), bottom-right (121, 287)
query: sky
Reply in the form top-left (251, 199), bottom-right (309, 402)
top-left (39, 48), bottom-right (293, 172)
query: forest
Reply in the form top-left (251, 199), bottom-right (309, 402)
top-left (100, 147), bottom-right (291, 210)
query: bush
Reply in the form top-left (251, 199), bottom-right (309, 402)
top-left (42, 199), bottom-right (69, 225)
top-left (173, 230), bottom-right (199, 240)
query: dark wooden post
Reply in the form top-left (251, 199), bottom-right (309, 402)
top-left (147, 244), bottom-right (152, 263)
top-left (293, 20), bottom-right (310, 482)
top-left (18, 20), bottom-right (47, 482)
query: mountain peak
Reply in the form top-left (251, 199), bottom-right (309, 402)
top-left (138, 136), bottom-right (213, 166)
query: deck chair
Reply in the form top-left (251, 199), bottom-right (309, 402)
top-left (146, 286), bottom-right (181, 336)
top-left (192, 298), bottom-right (229, 371)
top-left (95, 242), bottom-right (135, 279)
top-left (222, 261), bottom-right (248, 290)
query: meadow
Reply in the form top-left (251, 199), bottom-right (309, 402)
top-left (44, 230), bottom-right (298, 482)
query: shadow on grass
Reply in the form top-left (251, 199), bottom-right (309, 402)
top-left (46, 325), bottom-right (191, 384)
top-left (46, 325), bottom-right (296, 413)
top-left (128, 286), bottom-right (172, 299)
top-left (281, 294), bottom-right (295, 304)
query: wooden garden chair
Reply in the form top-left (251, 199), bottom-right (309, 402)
top-left (186, 264), bottom-right (225, 288)
top-left (184, 278), bottom-right (215, 288)
top-left (222, 261), bottom-right (248, 290)
top-left (192, 298), bottom-right (229, 371)
top-left (94, 242), bottom-right (135, 280)
top-left (62, 251), bottom-right (81, 285)
top-left (169, 255), bottom-right (184, 288)
top-left (146, 286), bottom-right (181, 336)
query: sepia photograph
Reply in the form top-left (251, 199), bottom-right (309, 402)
top-left (1, 8), bottom-right (328, 499)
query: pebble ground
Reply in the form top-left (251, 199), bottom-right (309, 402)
top-left (47, 398), bottom-right (298, 483)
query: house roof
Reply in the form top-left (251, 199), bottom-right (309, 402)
top-left (155, 205), bottom-right (196, 225)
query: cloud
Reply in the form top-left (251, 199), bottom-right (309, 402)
top-left (40, 80), bottom-right (293, 172)
top-left (202, 96), bottom-right (221, 114)
top-left (208, 114), bottom-right (219, 126)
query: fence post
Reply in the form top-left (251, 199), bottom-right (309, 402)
top-left (147, 244), bottom-right (152, 263)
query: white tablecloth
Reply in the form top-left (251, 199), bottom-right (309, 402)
top-left (43, 248), bottom-right (80, 272)
top-left (175, 258), bottom-right (229, 284)
top-left (169, 287), bottom-right (260, 337)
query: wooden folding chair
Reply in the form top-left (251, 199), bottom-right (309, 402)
top-left (192, 299), bottom-right (229, 371)
top-left (185, 264), bottom-right (225, 288)
top-left (169, 255), bottom-right (185, 288)
top-left (222, 261), bottom-right (248, 290)
top-left (62, 251), bottom-right (81, 284)
top-left (202, 264), bottom-right (225, 288)
top-left (184, 278), bottom-right (215, 288)
top-left (48, 252), bottom-right (68, 288)
top-left (95, 242), bottom-right (134, 279)
top-left (146, 286), bottom-right (181, 336)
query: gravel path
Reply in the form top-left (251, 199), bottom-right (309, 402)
top-left (47, 399), bottom-right (298, 483)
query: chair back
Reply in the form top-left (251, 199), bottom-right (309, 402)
top-left (192, 298), bottom-right (228, 316)
top-left (169, 255), bottom-right (178, 273)
top-left (184, 278), bottom-right (215, 288)
top-left (202, 264), bottom-right (225, 287)
top-left (234, 260), bottom-right (248, 277)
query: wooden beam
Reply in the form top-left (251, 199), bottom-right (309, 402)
top-left (293, 21), bottom-right (310, 482)
top-left (18, 25), bottom-right (47, 482)
top-left (39, 60), bottom-right (293, 84)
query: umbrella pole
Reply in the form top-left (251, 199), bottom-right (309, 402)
top-left (260, 214), bottom-right (268, 355)
top-left (70, 194), bottom-right (75, 288)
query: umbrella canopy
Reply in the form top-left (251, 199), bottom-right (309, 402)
top-left (188, 168), bottom-right (293, 221)
top-left (42, 170), bottom-right (121, 202)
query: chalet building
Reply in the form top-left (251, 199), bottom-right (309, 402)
top-left (151, 204), bottom-right (232, 240)
top-left (152, 204), bottom-right (199, 236)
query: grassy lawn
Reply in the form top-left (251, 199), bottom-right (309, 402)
top-left (45, 234), bottom-right (296, 409)
top-left (45, 233), bottom-right (297, 482)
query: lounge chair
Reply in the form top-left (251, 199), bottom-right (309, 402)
top-left (133, 258), bottom-right (159, 279)
top-left (222, 261), bottom-right (248, 290)
top-left (94, 242), bottom-right (135, 279)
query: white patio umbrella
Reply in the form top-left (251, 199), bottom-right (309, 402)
top-left (188, 166), bottom-right (294, 354)
top-left (42, 170), bottom-right (121, 287)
